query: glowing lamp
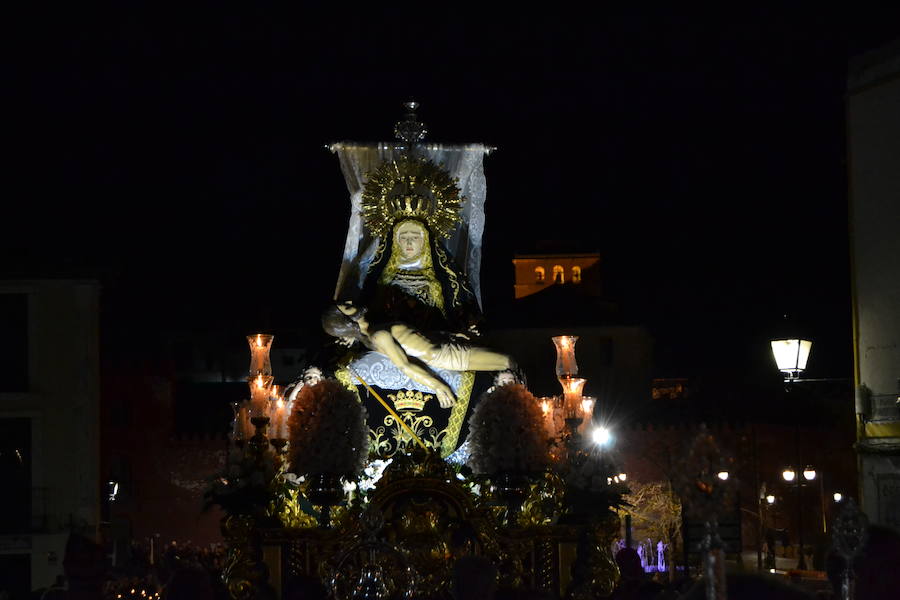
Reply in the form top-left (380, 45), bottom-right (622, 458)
top-left (770, 338), bottom-right (812, 379)
top-left (618, 472), bottom-right (627, 482)
top-left (581, 396), bottom-right (596, 418)
top-left (717, 470), bottom-right (729, 481)
top-left (802, 466), bottom-right (816, 481)
top-left (833, 492), bottom-right (843, 502)
top-left (249, 373), bottom-right (274, 418)
top-left (782, 468), bottom-right (796, 482)
top-left (552, 335), bottom-right (579, 379)
top-left (766, 494), bottom-right (776, 504)
top-left (592, 426), bottom-right (611, 446)
top-left (540, 399), bottom-right (552, 416)
top-left (247, 333), bottom-right (275, 378)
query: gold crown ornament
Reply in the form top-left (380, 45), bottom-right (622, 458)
top-left (388, 389), bottom-right (432, 412)
top-left (361, 156), bottom-right (464, 239)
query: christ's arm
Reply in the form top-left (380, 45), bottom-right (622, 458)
top-left (368, 330), bottom-right (456, 408)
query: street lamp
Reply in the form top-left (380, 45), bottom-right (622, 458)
top-left (771, 338), bottom-right (812, 381)
top-left (592, 426), bottom-right (611, 447)
top-left (833, 492), bottom-right (843, 503)
top-left (783, 466), bottom-right (816, 570)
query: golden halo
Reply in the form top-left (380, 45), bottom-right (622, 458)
top-left (361, 156), bottom-right (464, 239)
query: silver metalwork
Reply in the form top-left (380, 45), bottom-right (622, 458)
top-left (394, 101), bottom-right (428, 144)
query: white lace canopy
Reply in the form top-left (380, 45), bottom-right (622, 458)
top-left (329, 142), bottom-right (490, 308)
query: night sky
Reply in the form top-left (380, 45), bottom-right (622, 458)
top-left (6, 6), bottom-right (900, 379)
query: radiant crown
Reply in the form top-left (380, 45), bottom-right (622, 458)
top-left (361, 156), bottom-right (464, 239)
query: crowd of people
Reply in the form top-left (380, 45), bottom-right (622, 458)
top-left (12, 523), bottom-right (900, 599)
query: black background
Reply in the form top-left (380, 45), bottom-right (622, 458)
top-left (6, 5), bottom-right (900, 379)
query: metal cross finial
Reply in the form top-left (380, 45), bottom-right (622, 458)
top-left (394, 101), bottom-right (428, 144)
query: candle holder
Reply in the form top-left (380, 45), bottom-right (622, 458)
top-left (247, 333), bottom-right (275, 378)
top-left (249, 374), bottom-right (275, 418)
top-left (270, 438), bottom-right (289, 455)
top-left (552, 335), bottom-right (579, 379)
top-left (307, 473), bottom-right (345, 529)
top-left (248, 416), bottom-right (271, 454)
top-left (560, 377), bottom-right (587, 418)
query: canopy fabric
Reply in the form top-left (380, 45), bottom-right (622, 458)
top-left (330, 142), bottom-right (489, 307)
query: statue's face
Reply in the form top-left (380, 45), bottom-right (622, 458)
top-left (302, 367), bottom-right (323, 386)
top-left (394, 220), bottom-right (426, 261)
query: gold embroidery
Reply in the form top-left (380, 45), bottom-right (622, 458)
top-left (365, 377), bottom-right (475, 459)
top-left (441, 371), bottom-right (475, 458)
top-left (388, 390), bottom-right (432, 412)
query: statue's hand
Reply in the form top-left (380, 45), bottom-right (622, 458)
top-left (436, 387), bottom-right (456, 409)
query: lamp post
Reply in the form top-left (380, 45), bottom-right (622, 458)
top-left (783, 465), bottom-right (817, 570)
top-left (771, 338), bottom-right (812, 382)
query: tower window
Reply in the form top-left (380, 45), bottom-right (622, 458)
top-left (572, 266), bottom-right (582, 283)
top-left (534, 266), bottom-right (545, 283)
top-left (552, 265), bottom-right (564, 284)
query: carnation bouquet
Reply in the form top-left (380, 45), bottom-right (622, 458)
top-left (467, 383), bottom-right (549, 477)
top-left (288, 379), bottom-right (369, 479)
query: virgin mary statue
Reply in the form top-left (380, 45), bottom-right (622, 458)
top-left (325, 105), bottom-right (502, 457)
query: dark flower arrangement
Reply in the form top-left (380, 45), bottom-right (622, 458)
top-left (289, 379), bottom-right (369, 479)
top-left (467, 383), bottom-right (550, 477)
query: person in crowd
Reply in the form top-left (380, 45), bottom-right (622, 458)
top-left (450, 555), bottom-right (498, 600)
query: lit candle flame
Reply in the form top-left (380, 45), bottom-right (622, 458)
top-left (541, 400), bottom-right (551, 415)
top-left (276, 398), bottom-right (284, 409)
top-left (255, 374), bottom-right (265, 388)
top-left (256, 334), bottom-right (263, 347)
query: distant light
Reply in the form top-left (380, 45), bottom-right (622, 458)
top-left (782, 468), bottom-right (796, 482)
top-left (770, 568), bottom-right (776, 574)
top-left (618, 472), bottom-right (627, 482)
top-left (803, 467), bottom-right (816, 481)
top-left (613, 475), bottom-right (620, 483)
top-left (108, 480), bottom-right (119, 502)
top-left (592, 427), bottom-right (611, 446)
top-left (833, 492), bottom-right (843, 502)
top-left (766, 494), bottom-right (776, 505)
top-left (717, 471), bottom-right (729, 481)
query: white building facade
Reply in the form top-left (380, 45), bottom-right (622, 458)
top-left (848, 41), bottom-right (900, 528)
top-left (0, 280), bottom-right (101, 594)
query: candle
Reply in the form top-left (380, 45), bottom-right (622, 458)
top-left (250, 374), bottom-right (274, 418)
top-left (539, 397), bottom-right (557, 439)
top-left (247, 334), bottom-right (274, 378)
top-left (552, 335), bottom-right (579, 379)
top-left (581, 396), bottom-right (596, 419)
top-left (560, 377), bottom-right (586, 418)
top-left (230, 401), bottom-right (243, 441)
top-left (238, 402), bottom-right (252, 439)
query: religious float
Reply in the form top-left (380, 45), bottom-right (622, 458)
top-left (206, 104), bottom-right (631, 600)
